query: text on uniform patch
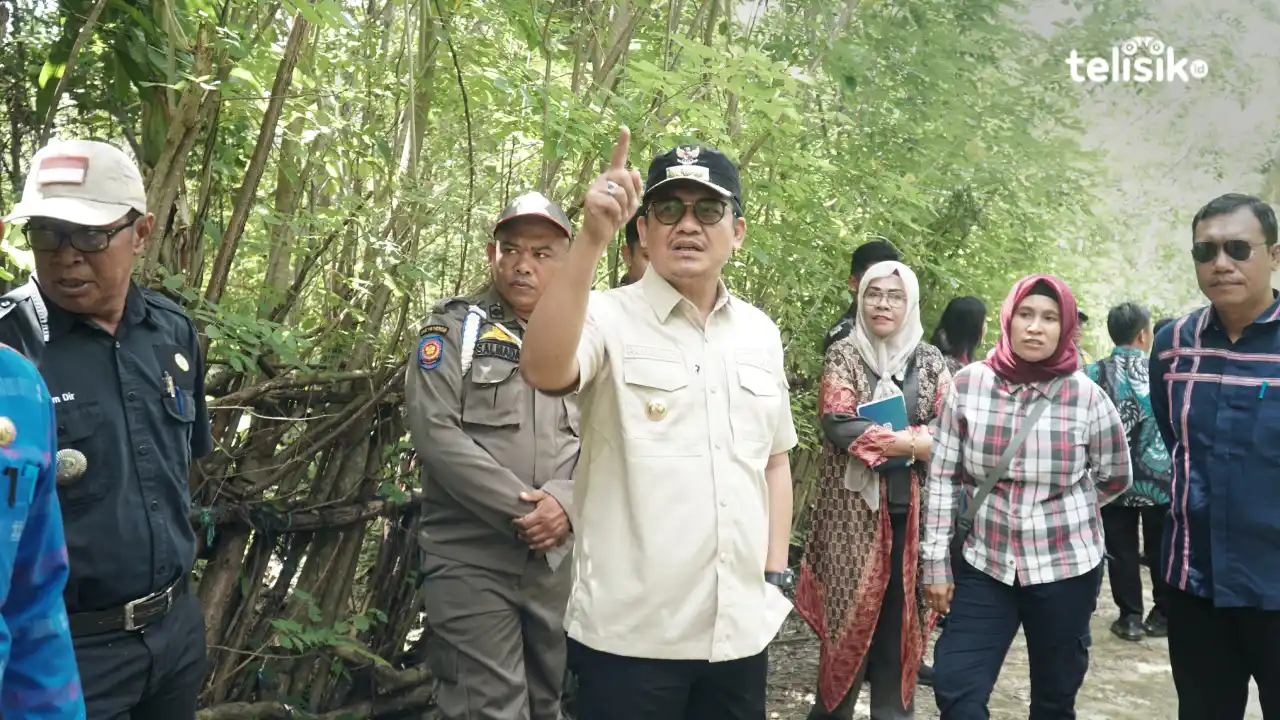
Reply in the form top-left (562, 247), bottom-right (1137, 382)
top-left (473, 339), bottom-right (519, 362)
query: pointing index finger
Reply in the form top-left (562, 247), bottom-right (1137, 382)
top-left (609, 126), bottom-right (631, 170)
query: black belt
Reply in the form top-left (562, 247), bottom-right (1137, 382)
top-left (69, 577), bottom-right (187, 636)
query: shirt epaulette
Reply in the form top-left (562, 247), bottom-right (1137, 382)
top-left (0, 283), bottom-right (36, 321)
top-left (420, 297), bottom-right (471, 334)
top-left (139, 287), bottom-right (190, 318)
top-left (0, 295), bottom-right (19, 321)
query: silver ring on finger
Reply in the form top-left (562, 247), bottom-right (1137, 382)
top-left (605, 180), bottom-right (618, 196)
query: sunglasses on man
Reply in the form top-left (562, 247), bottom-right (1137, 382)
top-left (1191, 239), bottom-right (1271, 264)
top-left (647, 198), bottom-right (731, 226)
top-left (21, 220), bottom-right (135, 254)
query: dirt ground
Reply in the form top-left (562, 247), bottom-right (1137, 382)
top-left (766, 581), bottom-right (1264, 719)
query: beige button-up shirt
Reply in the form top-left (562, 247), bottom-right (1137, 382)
top-left (563, 269), bottom-right (799, 662)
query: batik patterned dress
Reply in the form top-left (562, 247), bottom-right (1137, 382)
top-left (1085, 348), bottom-right (1172, 506)
top-left (794, 339), bottom-right (950, 711)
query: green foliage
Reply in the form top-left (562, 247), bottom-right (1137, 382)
top-left (268, 590), bottom-right (388, 663)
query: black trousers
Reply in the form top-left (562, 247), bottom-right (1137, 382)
top-left (1100, 504), bottom-right (1168, 619)
top-left (568, 638), bottom-right (768, 720)
top-left (933, 560), bottom-right (1101, 720)
top-left (1166, 587), bottom-right (1280, 719)
top-left (74, 589), bottom-right (208, 720)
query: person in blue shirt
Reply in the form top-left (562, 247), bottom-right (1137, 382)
top-left (0, 340), bottom-right (86, 718)
top-left (1149, 193), bottom-right (1280, 719)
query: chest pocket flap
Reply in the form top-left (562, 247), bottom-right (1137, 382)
top-left (53, 401), bottom-right (108, 508)
top-left (153, 343), bottom-right (198, 424)
top-left (734, 349), bottom-right (779, 397)
top-left (56, 401), bottom-right (103, 445)
top-left (622, 345), bottom-right (688, 391)
top-left (462, 357), bottom-right (523, 427)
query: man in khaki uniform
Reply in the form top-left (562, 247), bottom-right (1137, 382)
top-left (404, 192), bottom-right (579, 720)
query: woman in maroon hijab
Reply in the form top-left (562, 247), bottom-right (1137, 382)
top-left (919, 275), bottom-right (1132, 719)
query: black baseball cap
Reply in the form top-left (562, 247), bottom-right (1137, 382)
top-left (493, 191), bottom-right (572, 238)
top-left (642, 145), bottom-right (742, 210)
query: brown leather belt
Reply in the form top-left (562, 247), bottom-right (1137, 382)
top-left (69, 577), bottom-right (187, 636)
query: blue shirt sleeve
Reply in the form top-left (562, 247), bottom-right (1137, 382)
top-left (1, 381), bottom-right (86, 719)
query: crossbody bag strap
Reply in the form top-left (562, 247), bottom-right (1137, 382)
top-left (958, 375), bottom-right (1067, 531)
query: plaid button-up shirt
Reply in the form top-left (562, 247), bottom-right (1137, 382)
top-left (922, 362), bottom-right (1132, 587)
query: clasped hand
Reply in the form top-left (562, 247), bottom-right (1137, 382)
top-left (512, 490), bottom-right (570, 551)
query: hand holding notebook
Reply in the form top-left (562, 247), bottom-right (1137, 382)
top-left (858, 394), bottom-right (911, 471)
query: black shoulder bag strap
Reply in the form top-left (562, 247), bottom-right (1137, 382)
top-left (951, 375), bottom-right (1068, 563)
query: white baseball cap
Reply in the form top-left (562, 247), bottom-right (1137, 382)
top-left (4, 140), bottom-right (147, 226)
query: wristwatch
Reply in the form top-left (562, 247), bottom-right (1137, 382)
top-left (764, 569), bottom-right (795, 590)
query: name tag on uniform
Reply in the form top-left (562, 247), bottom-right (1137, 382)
top-left (474, 339), bottom-right (519, 363)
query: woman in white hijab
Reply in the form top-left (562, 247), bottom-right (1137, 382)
top-left (794, 261), bottom-right (953, 720)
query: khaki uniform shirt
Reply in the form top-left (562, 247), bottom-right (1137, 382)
top-left (405, 286), bottom-right (580, 575)
top-left (564, 270), bottom-right (799, 662)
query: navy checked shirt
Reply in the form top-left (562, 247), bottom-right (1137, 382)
top-left (1149, 291), bottom-right (1280, 609)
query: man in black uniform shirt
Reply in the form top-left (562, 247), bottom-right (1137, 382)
top-left (823, 240), bottom-right (900, 353)
top-left (0, 139), bottom-right (213, 718)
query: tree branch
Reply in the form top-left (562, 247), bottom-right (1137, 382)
top-left (38, 0), bottom-right (110, 144)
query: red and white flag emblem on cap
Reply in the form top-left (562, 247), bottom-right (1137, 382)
top-left (35, 155), bottom-right (90, 186)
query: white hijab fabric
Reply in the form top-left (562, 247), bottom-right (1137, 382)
top-left (842, 260), bottom-right (924, 509)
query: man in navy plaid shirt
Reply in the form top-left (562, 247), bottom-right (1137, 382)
top-left (1150, 193), bottom-right (1280, 719)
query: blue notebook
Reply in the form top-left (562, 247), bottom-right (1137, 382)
top-left (858, 394), bottom-right (910, 471)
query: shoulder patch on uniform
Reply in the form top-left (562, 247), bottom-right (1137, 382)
top-left (420, 324), bottom-right (448, 337)
top-left (418, 334), bottom-right (444, 370)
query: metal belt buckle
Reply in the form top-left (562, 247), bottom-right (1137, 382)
top-left (122, 595), bottom-right (145, 632)
top-left (122, 582), bottom-right (174, 632)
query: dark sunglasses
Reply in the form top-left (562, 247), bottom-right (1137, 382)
top-left (1191, 239), bottom-right (1269, 264)
top-left (648, 198), bottom-right (729, 226)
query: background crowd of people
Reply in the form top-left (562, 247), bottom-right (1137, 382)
top-left (0, 129), bottom-right (1277, 720)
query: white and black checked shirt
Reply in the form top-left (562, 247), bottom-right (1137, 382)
top-left (922, 363), bottom-right (1132, 587)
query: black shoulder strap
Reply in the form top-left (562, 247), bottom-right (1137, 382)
top-left (959, 375), bottom-right (1067, 530)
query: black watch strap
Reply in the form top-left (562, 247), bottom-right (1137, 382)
top-left (765, 570), bottom-right (794, 589)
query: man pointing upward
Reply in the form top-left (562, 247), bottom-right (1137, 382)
top-left (522, 128), bottom-right (799, 720)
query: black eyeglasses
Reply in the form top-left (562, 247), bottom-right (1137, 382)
top-left (1191, 240), bottom-right (1269, 264)
top-left (648, 198), bottom-right (729, 226)
top-left (22, 220), bottom-right (135, 254)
